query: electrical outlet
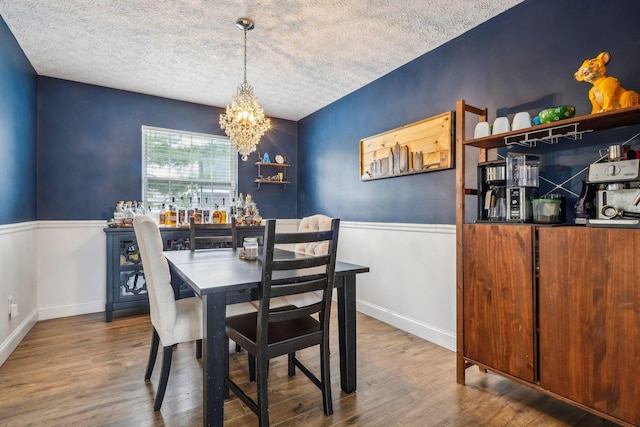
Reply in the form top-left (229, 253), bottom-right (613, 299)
top-left (8, 296), bottom-right (12, 320)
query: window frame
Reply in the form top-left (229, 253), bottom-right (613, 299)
top-left (141, 125), bottom-right (238, 214)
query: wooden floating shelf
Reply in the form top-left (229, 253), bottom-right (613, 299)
top-left (465, 105), bottom-right (640, 150)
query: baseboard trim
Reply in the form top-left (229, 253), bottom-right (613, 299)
top-left (356, 299), bottom-right (455, 352)
top-left (0, 308), bottom-right (38, 367)
top-left (38, 301), bottom-right (105, 321)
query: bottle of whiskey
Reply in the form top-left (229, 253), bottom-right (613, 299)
top-left (212, 204), bottom-right (221, 224)
top-left (159, 203), bottom-right (166, 225)
top-left (166, 197), bottom-right (177, 226)
top-left (220, 198), bottom-right (228, 224)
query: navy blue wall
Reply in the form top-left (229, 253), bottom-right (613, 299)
top-left (297, 0), bottom-right (640, 224)
top-left (0, 17), bottom-right (37, 225)
top-left (37, 78), bottom-right (297, 220)
top-left (5, 1), bottom-right (640, 225)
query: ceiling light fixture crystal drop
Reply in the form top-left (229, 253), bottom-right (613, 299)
top-left (220, 18), bottom-right (270, 161)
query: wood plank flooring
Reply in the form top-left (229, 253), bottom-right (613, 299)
top-left (0, 307), bottom-right (619, 426)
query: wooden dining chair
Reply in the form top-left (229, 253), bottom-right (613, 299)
top-left (134, 215), bottom-right (203, 411)
top-left (189, 215), bottom-right (237, 250)
top-left (225, 218), bottom-right (340, 426)
top-left (189, 214), bottom-right (256, 353)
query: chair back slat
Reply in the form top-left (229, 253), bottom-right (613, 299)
top-left (274, 230), bottom-right (333, 245)
top-left (270, 254), bottom-right (331, 271)
top-left (256, 218), bottom-right (340, 353)
top-left (270, 277), bottom-right (328, 298)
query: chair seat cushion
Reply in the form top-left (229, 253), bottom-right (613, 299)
top-left (226, 306), bottom-right (320, 345)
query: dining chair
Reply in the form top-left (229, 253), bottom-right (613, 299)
top-left (134, 215), bottom-right (203, 411)
top-left (225, 217), bottom-right (340, 426)
top-left (189, 215), bottom-right (237, 250)
top-left (189, 214), bottom-right (257, 353)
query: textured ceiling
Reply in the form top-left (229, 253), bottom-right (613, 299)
top-left (0, 0), bottom-right (522, 121)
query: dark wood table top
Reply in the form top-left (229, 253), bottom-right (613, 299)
top-left (164, 248), bottom-right (369, 295)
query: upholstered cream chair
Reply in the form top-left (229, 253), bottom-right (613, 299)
top-left (134, 215), bottom-right (202, 411)
top-left (294, 214), bottom-right (333, 255)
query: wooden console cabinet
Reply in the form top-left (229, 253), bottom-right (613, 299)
top-left (456, 100), bottom-right (640, 426)
top-left (538, 227), bottom-right (640, 425)
top-left (462, 224), bottom-right (535, 383)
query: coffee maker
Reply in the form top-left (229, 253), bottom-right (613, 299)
top-left (586, 144), bottom-right (640, 226)
top-left (506, 155), bottom-right (540, 222)
top-left (477, 160), bottom-right (507, 221)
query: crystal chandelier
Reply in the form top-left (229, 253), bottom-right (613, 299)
top-left (220, 18), bottom-right (270, 161)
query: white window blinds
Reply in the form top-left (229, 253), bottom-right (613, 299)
top-left (142, 126), bottom-right (237, 212)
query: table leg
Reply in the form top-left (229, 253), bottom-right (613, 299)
top-left (169, 268), bottom-right (181, 300)
top-left (202, 293), bottom-right (226, 427)
top-left (336, 274), bottom-right (357, 393)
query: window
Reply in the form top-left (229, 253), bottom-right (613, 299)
top-left (142, 126), bottom-right (237, 213)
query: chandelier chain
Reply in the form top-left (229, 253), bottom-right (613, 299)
top-left (243, 26), bottom-right (247, 85)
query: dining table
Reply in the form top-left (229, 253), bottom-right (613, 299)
top-left (163, 247), bottom-right (369, 426)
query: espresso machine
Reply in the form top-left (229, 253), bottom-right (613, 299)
top-left (477, 160), bottom-right (507, 221)
top-left (506, 155), bottom-right (540, 222)
top-left (586, 144), bottom-right (640, 227)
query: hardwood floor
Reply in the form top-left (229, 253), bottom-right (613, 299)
top-left (0, 307), bottom-right (618, 426)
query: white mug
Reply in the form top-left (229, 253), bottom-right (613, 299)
top-left (492, 117), bottom-right (510, 134)
top-left (512, 112), bottom-right (532, 131)
top-left (474, 122), bottom-right (490, 138)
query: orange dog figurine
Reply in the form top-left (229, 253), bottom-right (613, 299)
top-left (574, 51), bottom-right (639, 113)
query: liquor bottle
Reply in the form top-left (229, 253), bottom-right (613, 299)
top-left (178, 197), bottom-right (186, 225)
top-left (237, 193), bottom-right (245, 216)
top-left (166, 197), bottom-right (177, 226)
top-left (194, 197), bottom-right (202, 224)
top-left (229, 197), bottom-right (237, 219)
top-left (212, 204), bottom-right (221, 224)
top-left (186, 197), bottom-right (195, 221)
top-left (220, 198), bottom-right (228, 224)
top-left (159, 203), bottom-right (166, 225)
top-left (164, 200), bottom-right (173, 226)
top-left (113, 201), bottom-right (125, 226)
top-left (253, 208), bottom-right (262, 225)
top-left (123, 201), bottom-right (134, 226)
top-left (202, 198), bottom-right (210, 224)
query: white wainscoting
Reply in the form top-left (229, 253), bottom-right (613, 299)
top-left (338, 222), bottom-right (456, 351)
top-left (0, 222), bottom-right (38, 366)
top-left (0, 219), bottom-right (456, 366)
top-left (36, 221), bottom-right (107, 320)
